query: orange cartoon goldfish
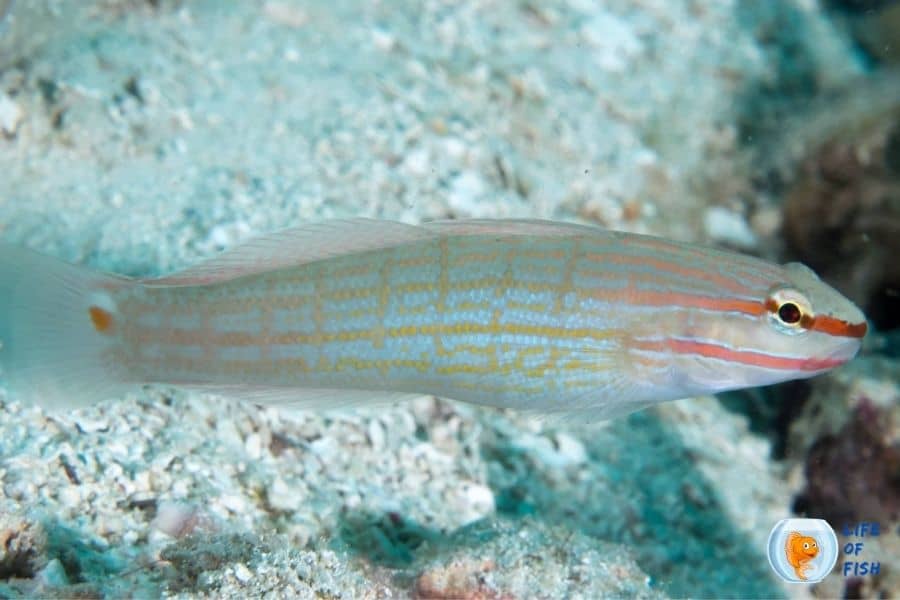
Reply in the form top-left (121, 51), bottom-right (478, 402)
top-left (785, 531), bottom-right (819, 580)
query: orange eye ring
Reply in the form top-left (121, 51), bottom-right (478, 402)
top-left (766, 288), bottom-right (814, 330)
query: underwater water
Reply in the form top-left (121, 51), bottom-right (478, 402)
top-left (0, 1), bottom-right (897, 598)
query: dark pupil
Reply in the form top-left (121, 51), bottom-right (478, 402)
top-left (778, 302), bottom-right (802, 324)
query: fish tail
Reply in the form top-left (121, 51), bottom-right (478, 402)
top-left (0, 244), bottom-right (134, 409)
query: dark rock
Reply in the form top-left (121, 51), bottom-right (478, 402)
top-left (0, 518), bottom-right (47, 580)
top-left (794, 400), bottom-right (900, 525)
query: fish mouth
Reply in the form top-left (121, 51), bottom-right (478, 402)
top-left (831, 337), bottom-right (862, 361)
top-left (808, 339), bottom-right (862, 371)
top-left (790, 338), bottom-right (862, 374)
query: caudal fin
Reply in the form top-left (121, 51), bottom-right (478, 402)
top-left (0, 245), bottom-right (134, 410)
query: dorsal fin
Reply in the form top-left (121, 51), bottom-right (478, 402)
top-left (144, 219), bottom-right (436, 286)
top-left (422, 218), bottom-right (602, 237)
top-left (144, 218), bottom-right (604, 287)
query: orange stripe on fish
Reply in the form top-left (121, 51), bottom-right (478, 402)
top-left (593, 288), bottom-right (766, 316)
top-left (806, 314), bottom-right (868, 339)
top-left (583, 251), bottom-right (758, 296)
top-left (632, 338), bottom-right (845, 372)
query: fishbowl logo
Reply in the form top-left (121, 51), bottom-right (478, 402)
top-left (767, 519), bottom-right (838, 583)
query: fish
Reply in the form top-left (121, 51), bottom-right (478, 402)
top-left (784, 531), bottom-right (819, 580)
top-left (0, 218), bottom-right (867, 418)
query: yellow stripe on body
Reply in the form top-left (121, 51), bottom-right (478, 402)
top-left (114, 235), bottom-right (628, 407)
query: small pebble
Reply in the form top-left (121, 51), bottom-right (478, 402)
top-left (367, 419), bottom-right (386, 452)
top-left (443, 137), bottom-right (467, 161)
top-left (218, 494), bottom-right (248, 514)
top-left (153, 501), bottom-right (200, 538)
top-left (233, 562), bottom-right (253, 584)
top-left (0, 92), bottom-right (23, 136)
top-left (38, 558), bottom-right (69, 588)
top-left (448, 171), bottom-right (489, 217)
top-left (750, 206), bottom-right (783, 238)
top-left (580, 12), bottom-right (643, 72)
top-left (554, 433), bottom-right (587, 466)
top-left (403, 147), bottom-right (430, 177)
top-left (74, 416), bottom-right (109, 433)
top-left (244, 432), bottom-right (262, 460)
top-left (58, 485), bottom-right (82, 506)
top-left (268, 477), bottom-right (302, 512)
top-left (371, 28), bottom-right (396, 52)
top-left (263, 2), bottom-right (308, 28)
top-left (703, 206), bottom-right (758, 249)
top-left (454, 482), bottom-right (495, 525)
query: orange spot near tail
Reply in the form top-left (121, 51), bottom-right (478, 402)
top-left (89, 306), bottom-right (114, 333)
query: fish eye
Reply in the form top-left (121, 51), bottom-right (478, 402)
top-left (778, 302), bottom-right (802, 325)
top-left (766, 287), bottom-right (812, 332)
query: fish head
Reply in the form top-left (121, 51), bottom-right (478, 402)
top-left (792, 534), bottom-right (819, 558)
top-left (760, 261), bottom-right (866, 372)
top-left (803, 537), bottom-right (819, 557)
top-left (659, 261), bottom-right (867, 396)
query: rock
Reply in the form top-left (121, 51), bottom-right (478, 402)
top-left (703, 206), bottom-right (758, 249)
top-left (412, 518), bottom-right (662, 599)
top-left (413, 557), bottom-right (502, 600)
top-left (263, 2), bottom-right (308, 28)
top-left (267, 477), bottom-right (303, 513)
top-left (232, 562), bottom-right (252, 584)
top-left (580, 12), bottom-right (644, 73)
top-left (448, 171), bottom-right (489, 217)
top-left (36, 558), bottom-right (69, 588)
top-left (0, 92), bottom-right (23, 136)
top-left (451, 483), bottom-right (495, 526)
top-left (160, 533), bottom-right (258, 592)
top-left (0, 515), bottom-right (47, 579)
top-left (795, 399), bottom-right (899, 525)
top-left (153, 502), bottom-right (204, 539)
